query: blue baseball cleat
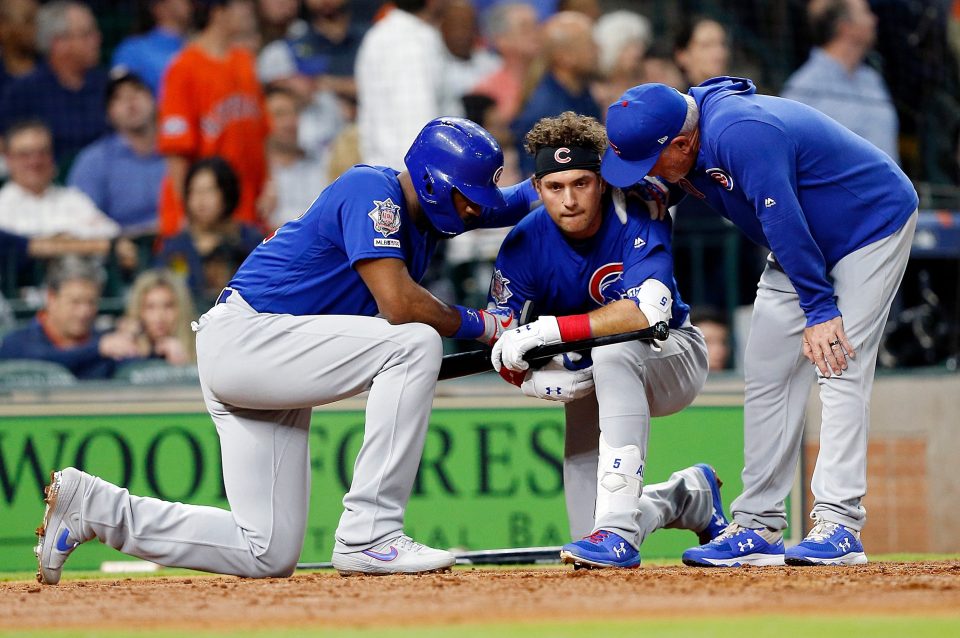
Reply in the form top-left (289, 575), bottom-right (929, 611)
top-left (785, 516), bottom-right (867, 566)
top-left (694, 463), bottom-right (730, 544)
top-left (560, 530), bottom-right (641, 569)
top-left (682, 523), bottom-right (785, 567)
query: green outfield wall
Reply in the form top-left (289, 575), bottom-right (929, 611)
top-left (0, 406), bottom-right (760, 572)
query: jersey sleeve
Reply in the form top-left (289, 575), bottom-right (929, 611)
top-left (486, 223), bottom-right (538, 317)
top-left (474, 180), bottom-right (540, 228)
top-left (621, 207), bottom-right (676, 293)
top-left (717, 120), bottom-right (839, 326)
top-left (156, 57), bottom-right (200, 157)
top-left (337, 171), bottom-right (409, 266)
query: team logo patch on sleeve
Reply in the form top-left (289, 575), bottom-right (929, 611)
top-left (368, 198), bottom-right (402, 237)
top-left (490, 269), bottom-right (513, 305)
top-left (161, 116), bottom-right (188, 136)
top-left (706, 168), bottom-right (734, 191)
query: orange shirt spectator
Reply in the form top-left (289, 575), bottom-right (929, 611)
top-left (157, 42), bottom-right (269, 237)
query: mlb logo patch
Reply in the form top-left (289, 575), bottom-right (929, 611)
top-left (490, 269), bottom-right (512, 305)
top-left (706, 168), bottom-right (734, 191)
top-left (368, 198), bottom-right (402, 237)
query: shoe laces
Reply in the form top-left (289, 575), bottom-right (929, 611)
top-left (393, 535), bottom-right (424, 553)
top-left (806, 516), bottom-right (839, 543)
top-left (584, 530), bottom-right (610, 544)
top-left (711, 522), bottom-right (747, 543)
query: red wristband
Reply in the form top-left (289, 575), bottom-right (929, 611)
top-left (557, 314), bottom-right (592, 342)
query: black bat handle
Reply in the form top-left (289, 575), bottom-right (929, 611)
top-left (523, 321), bottom-right (670, 363)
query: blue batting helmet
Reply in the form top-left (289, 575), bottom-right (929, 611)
top-left (404, 117), bottom-right (506, 236)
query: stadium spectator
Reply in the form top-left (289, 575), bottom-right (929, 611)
top-left (230, 0), bottom-right (262, 52)
top-left (641, 41), bottom-right (685, 90)
top-left (593, 10), bottom-right (652, 109)
top-left (0, 120), bottom-right (119, 240)
top-left (68, 71), bottom-right (165, 235)
top-left (690, 306), bottom-right (732, 372)
top-left (156, 0), bottom-right (269, 238)
top-left (0, 0), bottom-right (39, 96)
top-left (356, 0), bottom-right (459, 169)
top-left (120, 269), bottom-right (196, 365)
top-left (674, 16), bottom-right (729, 89)
top-left (0, 256), bottom-right (145, 379)
top-left (111, 0), bottom-right (193, 96)
top-left (0, 1), bottom-right (107, 167)
top-left (510, 11), bottom-right (601, 176)
top-left (156, 157), bottom-right (262, 305)
top-left (256, 0), bottom-right (302, 46)
top-left (781, 0), bottom-right (899, 162)
top-left (441, 0), bottom-right (500, 105)
top-left (260, 86), bottom-right (328, 229)
top-left (257, 0), bottom-right (364, 159)
top-left (557, 0), bottom-right (599, 22)
top-left (471, 2), bottom-right (540, 123)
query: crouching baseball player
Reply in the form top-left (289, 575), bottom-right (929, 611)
top-left (601, 79), bottom-right (918, 566)
top-left (487, 112), bottom-right (729, 569)
top-left (34, 118), bottom-right (538, 583)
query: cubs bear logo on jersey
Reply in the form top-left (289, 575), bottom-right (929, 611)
top-left (368, 198), bottom-right (402, 237)
top-left (706, 168), bottom-right (734, 191)
top-left (589, 262), bottom-right (624, 306)
top-left (490, 269), bottom-right (512, 305)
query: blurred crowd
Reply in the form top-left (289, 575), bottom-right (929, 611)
top-left (0, 0), bottom-right (958, 382)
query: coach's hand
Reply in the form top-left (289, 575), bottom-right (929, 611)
top-left (521, 352), bottom-right (594, 402)
top-left (803, 316), bottom-right (855, 377)
top-left (492, 316), bottom-right (562, 372)
top-left (625, 176), bottom-right (669, 221)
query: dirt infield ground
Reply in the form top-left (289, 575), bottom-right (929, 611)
top-left (2, 562), bottom-right (960, 632)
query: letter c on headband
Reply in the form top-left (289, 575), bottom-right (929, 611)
top-left (554, 147), bottom-right (572, 163)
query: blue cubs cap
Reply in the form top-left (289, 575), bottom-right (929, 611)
top-left (601, 84), bottom-right (689, 187)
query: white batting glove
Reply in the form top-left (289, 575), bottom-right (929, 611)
top-left (491, 316), bottom-right (562, 372)
top-left (520, 353), bottom-right (595, 402)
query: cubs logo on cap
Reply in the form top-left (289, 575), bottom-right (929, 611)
top-left (601, 84), bottom-right (689, 188)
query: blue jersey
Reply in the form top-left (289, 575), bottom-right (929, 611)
top-left (228, 165), bottom-right (536, 316)
top-left (681, 77), bottom-right (918, 326)
top-left (487, 197), bottom-right (689, 328)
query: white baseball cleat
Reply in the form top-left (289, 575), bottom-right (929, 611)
top-left (35, 467), bottom-right (90, 585)
top-left (332, 535), bottom-right (456, 576)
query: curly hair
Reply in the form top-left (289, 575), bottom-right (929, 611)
top-left (523, 111), bottom-right (608, 157)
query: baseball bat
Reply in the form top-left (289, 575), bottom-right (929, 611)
top-left (438, 321), bottom-right (669, 381)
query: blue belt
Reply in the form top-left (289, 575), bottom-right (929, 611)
top-left (215, 288), bottom-right (235, 305)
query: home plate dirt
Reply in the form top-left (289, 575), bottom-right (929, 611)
top-left (3, 562), bottom-right (960, 631)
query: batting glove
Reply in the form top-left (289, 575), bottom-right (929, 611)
top-left (492, 316), bottom-right (562, 372)
top-left (625, 176), bottom-right (669, 221)
top-left (521, 352), bottom-right (595, 402)
top-left (478, 307), bottom-right (517, 346)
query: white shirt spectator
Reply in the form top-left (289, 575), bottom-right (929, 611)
top-left (268, 155), bottom-right (329, 228)
top-left (444, 48), bottom-right (501, 104)
top-left (355, 9), bottom-right (462, 169)
top-left (0, 182), bottom-right (120, 239)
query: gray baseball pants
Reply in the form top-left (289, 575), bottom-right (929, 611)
top-left (70, 291), bottom-right (442, 577)
top-left (562, 325), bottom-right (712, 548)
top-left (732, 212), bottom-right (917, 532)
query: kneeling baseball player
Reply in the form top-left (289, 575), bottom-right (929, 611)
top-left (486, 112), bottom-right (728, 568)
top-left (34, 118), bottom-right (537, 583)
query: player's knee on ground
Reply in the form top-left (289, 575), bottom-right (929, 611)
top-left (243, 541), bottom-right (301, 578)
